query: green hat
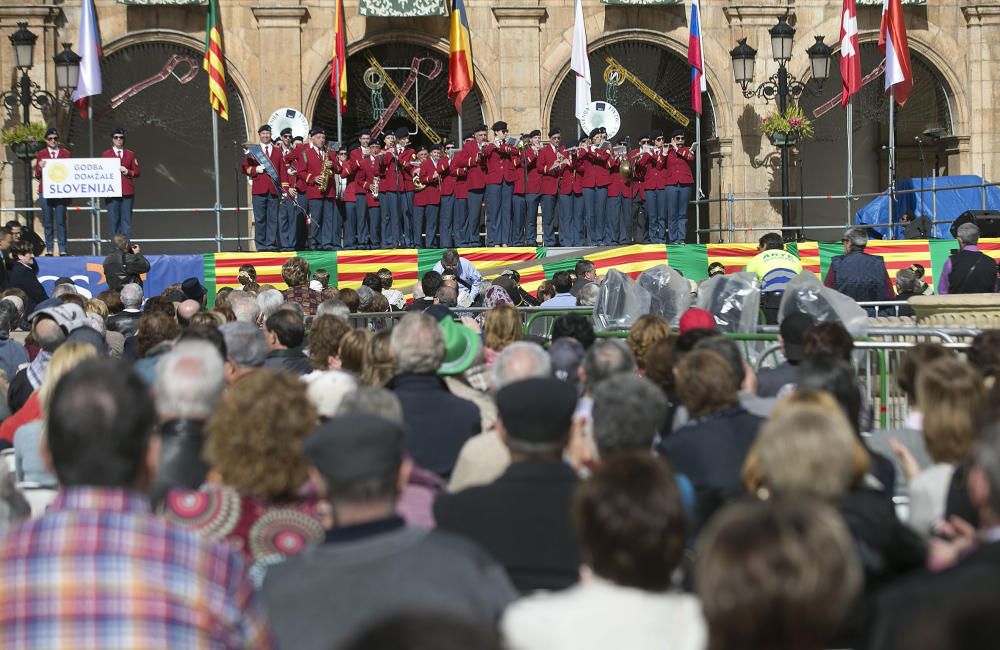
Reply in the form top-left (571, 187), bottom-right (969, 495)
top-left (426, 305), bottom-right (481, 376)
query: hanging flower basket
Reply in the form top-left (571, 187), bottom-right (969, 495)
top-left (9, 140), bottom-right (44, 161)
top-left (768, 131), bottom-right (799, 147)
top-left (2, 123), bottom-right (48, 161)
top-left (762, 104), bottom-right (813, 148)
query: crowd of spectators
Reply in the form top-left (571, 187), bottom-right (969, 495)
top-left (0, 241), bottom-right (998, 650)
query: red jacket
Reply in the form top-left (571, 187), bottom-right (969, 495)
top-left (438, 158), bottom-right (455, 196)
top-left (376, 149), bottom-right (411, 193)
top-left (244, 144), bottom-right (286, 196)
top-left (558, 152), bottom-right (583, 195)
top-left (414, 159), bottom-right (442, 207)
top-left (663, 145), bottom-right (695, 185)
top-left (298, 144), bottom-right (339, 200)
top-left (451, 150), bottom-right (470, 200)
top-left (359, 155), bottom-right (380, 208)
top-left (537, 145), bottom-right (562, 196)
top-left (101, 148), bottom-right (141, 197)
top-left (483, 141), bottom-right (518, 185)
top-left (399, 148), bottom-right (417, 192)
top-left (525, 147), bottom-right (542, 195)
top-left (33, 146), bottom-right (72, 196)
top-left (283, 145), bottom-right (307, 193)
top-left (340, 156), bottom-right (366, 200)
top-left (461, 141), bottom-right (488, 191)
top-left (586, 147), bottom-right (612, 188)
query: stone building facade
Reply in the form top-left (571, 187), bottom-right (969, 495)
top-left (0, 0), bottom-right (996, 251)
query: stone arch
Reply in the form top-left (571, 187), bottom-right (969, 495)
top-left (305, 33), bottom-right (494, 140)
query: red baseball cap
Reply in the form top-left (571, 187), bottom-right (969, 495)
top-left (678, 307), bottom-right (716, 334)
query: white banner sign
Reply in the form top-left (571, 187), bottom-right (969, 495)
top-left (41, 157), bottom-right (122, 199)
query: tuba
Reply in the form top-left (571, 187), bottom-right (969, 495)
top-left (613, 145), bottom-right (631, 181)
top-left (316, 145), bottom-right (333, 194)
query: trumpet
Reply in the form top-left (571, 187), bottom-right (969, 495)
top-left (369, 175), bottom-right (380, 198)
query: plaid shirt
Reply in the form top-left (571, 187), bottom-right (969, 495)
top-left (0, 487), bottom-right (273, 650)
top-left (282, 285), bottom-right (323, 317)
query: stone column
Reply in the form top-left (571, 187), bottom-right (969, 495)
top-left (251, 5), bottom-right (309, 120)
top-left (962, 4), bottom-right (1000, 183)
top-left (491, 6), bottom-right (547, 134)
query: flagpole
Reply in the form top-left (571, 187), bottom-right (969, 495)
top-left (337, 109), bottom-right (343, 146)
top-left (89, 104), bottom-right (101, 255)
top-left (695, 113), bottom-right (701, 244)
top-left (212, 107), bottom-right (223, 252)
top-left (457, 103), bottom-right (463, 143)
top-left (846, 102), bottom-right (853, 228)
top-left (887, 88), bottom-right (895, 240)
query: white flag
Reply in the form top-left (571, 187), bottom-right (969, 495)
top-left (571, 0), bottom-right (591, 121)
top-left (72, 0), bottom-right (102, 107)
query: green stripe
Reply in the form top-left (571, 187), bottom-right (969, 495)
top-left (929, 239), bottom-right (959, 290)
top-left (417, 249), bottom-right (446, 278)
top-left (667, 244), bottom-right (709, 281)
top-left (299, 251), bottom-right (339, 286)
top-left (203, 253), bottom-right (217, 307)
top-left (542, 257), bottom-right (580, 279)
top-left (818, 243), bottom-right (841, 279)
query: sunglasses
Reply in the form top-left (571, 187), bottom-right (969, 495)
top-left (45, 136), bottom-right (58, 141)
top-left (281, 134), bottom-right (291, 138)
top-left (112, 135), bottom-right (124, 139)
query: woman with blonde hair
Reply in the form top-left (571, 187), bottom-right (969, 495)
top-left (626, 314), bottom-right (671, 372)
top-left (483, 303), bottom-right (521, 366)
top-left (163, 369), bottom-right (325, 584)
top-left (13, 341), bottom-right (99, 486)
top-left (360, 329), bottom-right (396, 387)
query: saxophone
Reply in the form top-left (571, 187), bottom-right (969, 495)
top-left (316, 146), bottom-right (333, 193)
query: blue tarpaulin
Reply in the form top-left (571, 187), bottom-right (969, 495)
top-left (854, 175), bottom-right (1000, 239)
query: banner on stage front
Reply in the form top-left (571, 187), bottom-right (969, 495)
top-left (41, 158), bottom-right (122, 199)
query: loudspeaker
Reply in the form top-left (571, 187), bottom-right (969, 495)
top-left (950, 210), bottom-right (1000, 238)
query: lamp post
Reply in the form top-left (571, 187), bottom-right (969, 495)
top-left (1, 23), bottom-right (80, 229)
top-left (730, 16), bottom-right (832, 234)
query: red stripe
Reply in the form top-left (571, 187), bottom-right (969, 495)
top-left (216, 256), bottom-right (291, 268)
top-left (591, 251), bottom-right (668, 267)
top-left (461, 252), bottom-right (537, 262)
top-left (339, 272), bottom-right (419, 281)
top-left (864, 244), bottom-right (931, 254)
top-left (707, 246), bottom-right (756, 258)
top-left (338, 254), bottom-right (416, 265)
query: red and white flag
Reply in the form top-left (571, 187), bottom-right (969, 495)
top-left (72, 0), bottom-right (103, 118)
top-left (840, 0), bottom-right (861, 107)
top-left (571, 0), bottom-right (591, 121)
top-left (879, 0), bottom-right (912, 106)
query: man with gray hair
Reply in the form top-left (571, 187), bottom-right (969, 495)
top-left (823, 226), bottom-right (894, 305)
top-left (938, 222), bottom-right (998, 294)
top-left (387, 312), bottom-right (480, 478)
top-left (228, 290), bottom-right (261, 323)
top-left (591, 374), bottom-right (667, 459)
top-left (218, 321), bottom-right (268, 384)
top-left (256, 288), bottom-right (284, 323)
top-left (575, 282), bottom-right (600, 307)
top-left (450, 342), bottom-right (553, 492)
top-left (150, 340), bottom-right (225, 505)
top-left (581, 338), bottom-right (637, 394)
top-left (108, 282), bottom-right (143, 336)
top-left (317, 298), bottom-right (350, 319)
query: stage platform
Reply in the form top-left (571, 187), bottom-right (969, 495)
top-left (35, 239), bottom-right (987, 304)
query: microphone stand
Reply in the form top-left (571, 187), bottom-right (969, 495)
top-left (916, 136), bottom-right (927, 239)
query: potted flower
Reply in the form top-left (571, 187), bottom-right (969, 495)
top-left (762, 104), bottom-right (814, 147)
top-left (2, 122), bottom-right (48, 161)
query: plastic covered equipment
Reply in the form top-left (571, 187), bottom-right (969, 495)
top-left (593, 269), bottom-right (651, 331)
top-left (694, 272), bottom-right (761, 333)
top-left (777, 271), bottom-right (869, 336)
top-left (637, 265), bottom-right (692, 328)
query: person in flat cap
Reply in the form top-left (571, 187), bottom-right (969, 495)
top-left (34, 127), bottom-right (72, 255)
top-left (243, 122), bottom-right (284, 251)
top-left (101, 127), bottom-right (141, 242)
top-left (261, 412), bottom-right (517, 650)
top-left (435, 377), bottom-right (583, 593)
top-left (479, 120), bottom-right (515, 246)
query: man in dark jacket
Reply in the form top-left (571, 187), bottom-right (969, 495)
top-left (149, 340), bottom-right (225, 506)
top-left (434, 377), bottom-right (581, 593)
top-left (262, 309), bottom-right (312, 375)
top-left (102, 234), bottom-right (150, 292)
top-left (823, 227), bottom-right (895, 307)
top-left (937, 222), bottom-right (998, 294)
top-left (107, 283), bottom-right (143, 337)
top-left (8, 240), bottom-right (47, 315)
top-left (386, 311), bottom-right (480, 477)
top-left (262, 413), bottom-right (517, 650)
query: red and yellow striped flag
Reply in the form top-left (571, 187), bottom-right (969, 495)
top-left (448, 0), bottom-right (474, 112)
top-left (203, 0), bottom-right (229, 120)
top-left (331, 0), bottom-right (348, 114)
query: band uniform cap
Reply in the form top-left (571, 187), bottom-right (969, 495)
top-left (416, 144), bottom-right (428, 153)
top-left (111, 127), bottom-right (126, 137)
top-left (548, 127), bottom-right (561, 137)
top-left (309, 126), bottom-right (326, 137)
top-left (679, 307), bottom-right (716, 334)
top-left (474, 124), bottom-right (488, 133)
top-left (462, 132), bottom-right (473, 141)
top-left (650, 129), bottom-right (664, 139)
top-left (279, 127), bottom-right (293, 136)
top-left (293, 136), bottom-right (304, 143)
top-left (671, 129), bottom-right (685, 139)
top-left (181, 277), bottom-right (207, 300)
top-left (429, 143), bottom-right (442, 151)
top-left (258, 124), bottom-right (272, 134)
top-left (492, 121), bottom-right (508, 132)
top-left (304, 413), bottom-right (406, 487)
top-left (394, 127), bottom-right (410, 138)
top-left (527, 129), bottom-right (541, 138)
top-left (496, 377), bottom-right (577, 443)
top-left (337, 145), bottom-right (347, 153)
top-left (444, 140), bottom-right (456, 148)
top-left (44, 128), bottom-right (59, 138)
top-left (588, 127), bottom-right (601, 139)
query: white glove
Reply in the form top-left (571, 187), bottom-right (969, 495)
top-left (255, 165), bottom-right (265, 174)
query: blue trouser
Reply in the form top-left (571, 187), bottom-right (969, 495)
top-left (656, 188), bottom-right (669, 243)
top-left (511, 194), bottom-right (525, 246)
top-left (557, 193), bottom-right (577, 247)
top-left (484, 181), bottom-right (512, 246)
top-left (645, 188), bottom-right (662, 243)
top-left (380, 191), bottom-right (400, 248)
top-left (524, 193), bottom-right (541, 246)
top-left (368, 206), bottom-right (381, 248)
top-left (105, 195), bottom-right (134, 240)
top-left (252, 193), bottom-right (279, 251)
top-left (666, 184), bottom-right (692, 244)
top-left (607, 195), bottom-right (623, 245)
top-left (401, 191), bottom-right (415, 248)
top-left (439, 195), bottom-right (455, 248)
top-left (277, 196), bottom-right (296, 250)
top-left (344, 198), bottom-right (357, 249)
top-left (540, 194), bottom-right (558, 246)
top-left (308, 198), bottom-right (335, 250)
top-left (414, 205), bottom-right (439, 248)
top-left (581, 187), bottom-right (594, 245)
top-left (294, 193), bottom-right (309, 250)
top-left (332, 200), bottom-right (345, 250)
top-left (354, 194), bottom-right (368, 248)
top-left (39, 196), bottom-right (68, 254)
top-left (466, 190), bottom-right (483, 246)
top-left (586, 186), bottom-right (608, 245)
